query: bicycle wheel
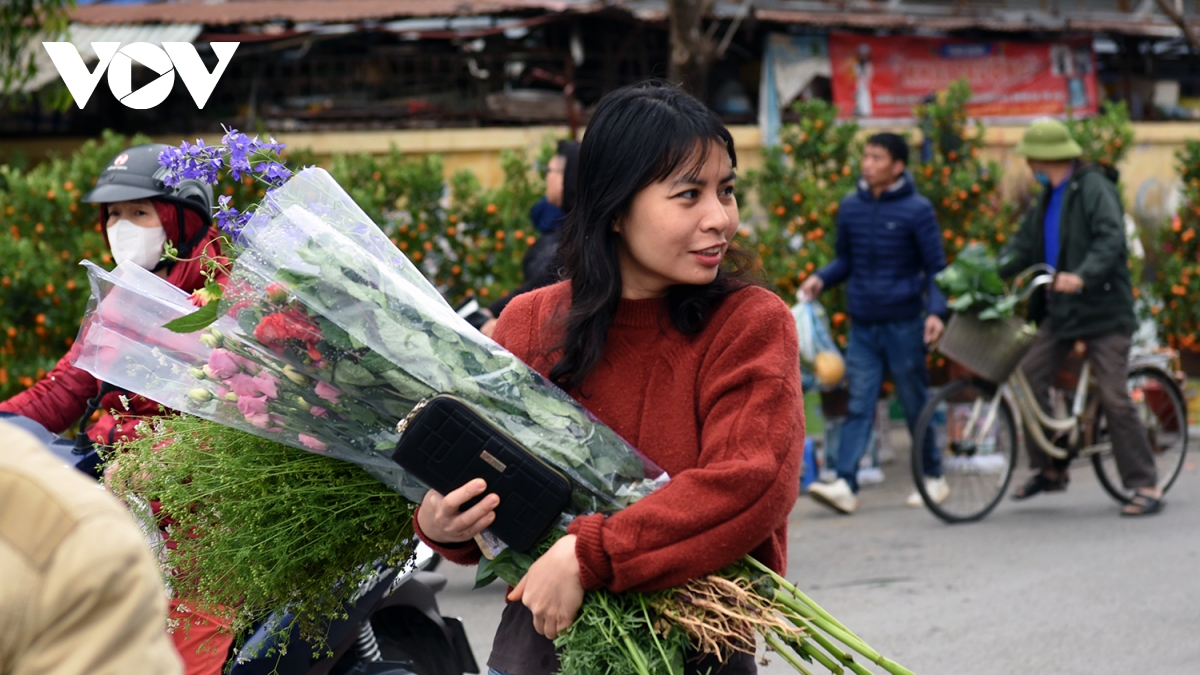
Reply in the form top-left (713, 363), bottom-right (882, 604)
top-left (1091, 367), bottom-right (1189, 504)
top-left (912, 379), bottom-right (1019, 523)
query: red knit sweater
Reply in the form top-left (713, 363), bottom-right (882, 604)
top-left (419, 281), bottom-right (804, 593)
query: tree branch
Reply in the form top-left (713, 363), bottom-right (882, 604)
top-left (1154, 0), bottom-right (1200, 54)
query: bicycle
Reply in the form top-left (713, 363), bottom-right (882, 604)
top-left (911, 266), bottom-right (1190, 523)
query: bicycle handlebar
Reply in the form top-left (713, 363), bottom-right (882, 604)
top-left (1018, 273), bottom-right (1055, 302)
top-left (1011, 264), bottom-right (1056, 304)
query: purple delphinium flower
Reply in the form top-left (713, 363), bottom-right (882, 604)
top-left (256, 161), bottom-right (293, 187)
top-left (223, 127), bottom-right (256, 181)
top-left (216, 194), bottom-right (252, 240)
top-left (158, 139), bottom-right (223, 187)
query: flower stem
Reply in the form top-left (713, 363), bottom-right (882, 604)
top-left (764, 632), bottom-right (816, 675)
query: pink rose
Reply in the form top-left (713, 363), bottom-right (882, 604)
top-left (246, 413), bottom-right (271, 429)
top-left (236, 395), bottom-right (269, 417)
top-left (207, 349), bottom-right (242, 379)
top-left (314, 381), bottom-right (341, 405)
top-left (230, 353), bottom-right (261, 375)
top-left (228, 373), bottom-right (266, 398)
top-left (298, 433), bottom-right (327, 452)
top-left (309, 406), bottom-right (327, 418)
top-left (252, 372), bottom-right (279, 399)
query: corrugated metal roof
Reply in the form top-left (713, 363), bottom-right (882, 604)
top-left (19, 23), bottom-right (203, 93)
top-left (63, 0), bottom-right (1190, 39)
top-left (753, 7), bottom-right (1185, 37)
top-left (70, 0), bottom-right (600, 26)
top-left (616, 0), bottom-right (1188, 37)
top-left (748, 1), bottom-right (1186, 38)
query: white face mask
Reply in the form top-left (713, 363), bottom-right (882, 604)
top-left (107, 219), bottom-right (168, 270)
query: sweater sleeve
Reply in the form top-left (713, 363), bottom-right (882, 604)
top-left (0, 344), bottom-right (95, 434)
top-left (816, 199), bottom-right (853, 288)
top-left (914, 201), bottom-right (949, 318)
top-left (568, 292), bottom-right (804, 593)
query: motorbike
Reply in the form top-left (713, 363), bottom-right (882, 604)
top-left (0, 411), bottom-right (478, 675)
top-left (230, 542), bottom-right (477, 675)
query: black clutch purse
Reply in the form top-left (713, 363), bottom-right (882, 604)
top-left (391, 395), bottom-right (572, 553)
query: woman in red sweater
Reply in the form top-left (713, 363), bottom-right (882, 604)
top-left (415, 82), bottom-right (804, 675)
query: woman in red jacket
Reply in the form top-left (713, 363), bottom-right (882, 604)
top-left (415, 82), bottom-right (804, 675)
top-left (0, 143), bottom-right (232, 675)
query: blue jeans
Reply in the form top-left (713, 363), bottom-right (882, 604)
top-left (837, 317), bottom-right (941, 492)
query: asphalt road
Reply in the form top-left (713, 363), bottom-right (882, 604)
top-left (434, 432), bottom-right (1199, 675)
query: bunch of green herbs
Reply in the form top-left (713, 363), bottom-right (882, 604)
top-left (935, 244), bottom-right (1018, 320)
top-left (107, 414), bottom-right (417, 645)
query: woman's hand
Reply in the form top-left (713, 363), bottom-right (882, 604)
top-left (507, 534), bottom-right (584, 640)
top-left (416, 478), bottom-right (499, 544)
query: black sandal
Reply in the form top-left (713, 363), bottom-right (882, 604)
top-left (1121, 493), bottom-right (1165, 517)
top-left (1011, 473), bottom-right (1068, 500)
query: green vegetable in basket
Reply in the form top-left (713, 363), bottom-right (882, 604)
top-left (935, 244), bottom-right (1019, 320)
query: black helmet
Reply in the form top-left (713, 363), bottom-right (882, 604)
top-left (82, 143), bottom-right (213, 220)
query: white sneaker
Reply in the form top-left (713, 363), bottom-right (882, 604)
top-left (906, 477), bottom-right (950, 507)
top-left (808, 478), bottom-right (859, 514)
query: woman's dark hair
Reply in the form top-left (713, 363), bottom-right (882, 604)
top-left (549, 81), bottom-right (755, 391)
top-left (557, 139), bottom-right (581, 215)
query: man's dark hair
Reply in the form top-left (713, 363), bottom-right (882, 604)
top-left (866, 132), bottom-right (909, 165)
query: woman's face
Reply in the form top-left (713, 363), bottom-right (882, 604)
top-left (106, 199), bottom-right (163, 229)
top-left (614, 141), bottom-right (737, 299)
top-left (545, 154), bottom-right (567, 207)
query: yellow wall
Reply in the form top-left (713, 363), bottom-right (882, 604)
top-left (2, 123), bottom-right (1193, 209)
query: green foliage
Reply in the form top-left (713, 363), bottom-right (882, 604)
top-left (1066, 100), bottom-right (1135, 169)
top-left (443, 150), bottom-right (545, 304)
top-left (0, 130), bottom-right (143, 397)
top-left (911, 79), bottom-right (1009, 262)
top-left (934, 244), bottom-right (1018, 320)
top-left (107, 415), bottom-right (416, 646)
top-left (556, 586), bottom-right (689, 675)
top-left (1149, 140), bottom-right (1200, 350)
top-left (1, 0), bottom-right (73, 94)
top-left (744, 99), bottom-right (858, 347)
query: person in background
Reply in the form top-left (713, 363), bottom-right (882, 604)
top-left (0, 419), bottom-right (183, 675)
top-left (0, 144), bottom-right (234, 673)
top-left (1001, 118), bottom-right (1162, 516)
top-left (800, 132), bottom-right (948, 514)
top-left (415, 81), bottom-right (802, 675)
top-left (480, 140), bottom-right (580, 337)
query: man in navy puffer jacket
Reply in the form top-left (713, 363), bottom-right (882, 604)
top-left (801, 133), bottom-right (949, 514)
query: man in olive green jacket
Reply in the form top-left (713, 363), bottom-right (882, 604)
top-left (0, 420), bottom-right (183, 674)
top-left (999, 118), bottom-right (1162, 516)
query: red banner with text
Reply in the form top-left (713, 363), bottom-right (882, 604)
top-left (828, 32), bottom-right (1098, 119)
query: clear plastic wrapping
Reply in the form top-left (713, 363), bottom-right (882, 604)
top-left (73, 167), bottom-right (665, 516)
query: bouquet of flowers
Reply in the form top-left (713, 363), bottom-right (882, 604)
top-left (76, 166), bottom-right (664, 516)
top-left (78, 137), bottom-right (914, 674)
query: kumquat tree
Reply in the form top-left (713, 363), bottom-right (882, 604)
top-left (745, 99), bottom-right (860, 347)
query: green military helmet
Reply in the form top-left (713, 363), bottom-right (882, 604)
top-left (1013, 118), bottom-right (1083, 161)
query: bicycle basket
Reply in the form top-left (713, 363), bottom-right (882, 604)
top-left (937, 313), bottom-right (1039, 383)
